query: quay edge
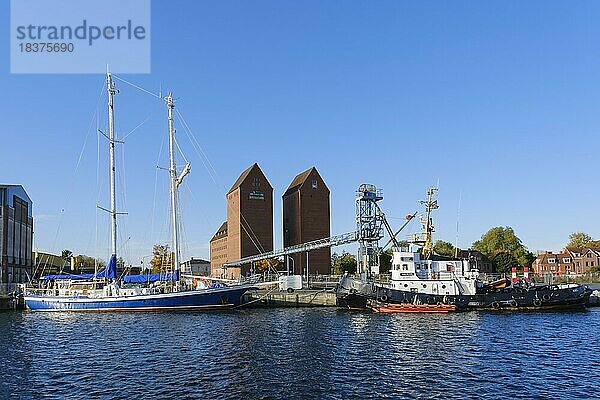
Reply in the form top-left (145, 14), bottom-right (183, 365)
top-left (242, 289), bottom-right (337, 308)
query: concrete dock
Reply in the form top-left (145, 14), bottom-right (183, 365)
top-left (242, 289), bottom-right (337, 308)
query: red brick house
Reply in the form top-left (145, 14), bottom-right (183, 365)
top-left (532, 251), bottom-right (575, 276)
top-left (566, 247), bottom-right (600, 274)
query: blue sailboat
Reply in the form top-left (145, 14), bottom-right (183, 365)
top-left (24, 70), bottom-right (252, 311)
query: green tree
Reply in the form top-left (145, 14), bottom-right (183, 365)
top-left (332, 251), bottom-right (357, 275)
top-left (567, 232), bottom-right (593, 248)
top-left (492, 252), bottom-right (517, 274)
top-left (588, 265), bottom-right (600, 274)
top-left (434, 240), bottom-right (455, 257)
top-left (150, 244), bottom-right (173, 273)
top-left (379, 249), bottom-right (393, 274)
top-left (472, 226), bottom-right (533, 271)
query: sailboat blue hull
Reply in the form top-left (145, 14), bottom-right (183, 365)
top-left (24, 286), bottom-right (251, 312)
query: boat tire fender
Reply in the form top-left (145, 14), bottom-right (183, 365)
top-left (492, 301), bottom-right (500, 309)
top-left (380, 295), bottom-right (388, 302)
top-left (510, 300), bottom-right (517, 307)
top-left (542, 294), bottom-right (551, 301)
top-left (533, 299), bottom-right (542, 307)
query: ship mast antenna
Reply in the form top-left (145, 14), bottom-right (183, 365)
top-left (107, 67), bottom-right (118, 274)
top-left (166, 93), bottom-right (190, 276)
top-left (419, 186), bottom-right (439, 259)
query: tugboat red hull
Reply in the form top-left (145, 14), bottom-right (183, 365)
top-left (368, 300), bottom-right (457, 313)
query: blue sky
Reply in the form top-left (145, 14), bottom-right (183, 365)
top-left (1, 1), bottom-right (599, 266)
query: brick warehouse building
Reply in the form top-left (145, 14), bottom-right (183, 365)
top-left (210, 163), bottom-right (273, 278)
top-left (283, 167), bottom-right (331, 275)
top-left (1, 185), bottom-right (33, 295)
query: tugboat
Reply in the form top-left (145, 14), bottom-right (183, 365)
top-left (337, 187), bottom-right (592, 311)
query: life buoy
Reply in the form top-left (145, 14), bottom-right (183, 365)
top-left (542, 294), bottom-right (551, 301)
top-left (492, 301), bottom-right (500, 308)
top-left (533, 299), bottom-right (542, 307)
top-left (380, 294), bottom-right (388, 302)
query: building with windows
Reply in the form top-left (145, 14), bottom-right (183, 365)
top-left (209, 221), bottom-right (228, 276)
top-left (565, 247), bottom-right (600, 274)
top-left (533, 247), bottom-right (600, 276)
top-left (210, 163), bottom-right (273, 278)
top-left (455, 249), bottom-right (494, 274)
top-left (1, 185), bottom-right (34, 295)
top-left (282, 167), bottom-right (331, 275)
top-left (532, 251), bottom-right (575, 276)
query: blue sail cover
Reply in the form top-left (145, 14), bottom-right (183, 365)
top-left (42, 255), bottom-right (117, 281)
top-left (123, 270), bottom-right (180, 284)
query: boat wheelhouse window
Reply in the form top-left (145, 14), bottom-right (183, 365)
top-left (402, 264), bottom-right (408, 271)
top-left (548, 258), bottom-right (556, 263)
top-left (563, 258), bottom-right (571, 263)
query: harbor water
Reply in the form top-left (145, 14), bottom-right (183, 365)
top-left (1, 308), bottom-right (599, 399)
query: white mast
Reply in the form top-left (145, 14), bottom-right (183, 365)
top-left (107, 68), bottom-right (118, 265)
top-left (166, 93), bottom-right (190, 273)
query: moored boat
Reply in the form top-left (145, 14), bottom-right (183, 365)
top-left (337, 187), bottom-right (593, 311)
top-left (24, 69), bottom-right (251, 311)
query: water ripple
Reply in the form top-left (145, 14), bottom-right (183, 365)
top-left (1, 309), bottom-right (599, 399)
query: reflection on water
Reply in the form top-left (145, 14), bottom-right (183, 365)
top-left (1, 308), bottom-right (598, 399)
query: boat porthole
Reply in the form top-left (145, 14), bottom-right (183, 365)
top-left (422, 284), bottom-right (427, 288)
top-left (542, 294), bottom-right (551, 301)
top-left (492, 301), bottom-right (500, 308)
top-left (534, 299), bottom-right (542, 307)
top-left (441, 285), bottom-right (446, 289)
top-left (380, 295), bottom-right (388, 302)
top-left (404, 284), bottom-right (408, 288)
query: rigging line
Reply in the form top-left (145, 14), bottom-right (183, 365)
top-left (53, 83), bottom-right (105, 254)
top-left (174, 137), bottom-right (190, 164)
top-left (175, 112), bottom-right (218, 185)
top-left (95, 106), bottom-right (101, 268)
top-left (174, 110), bottom-right (268, 256)
top-left (119, 142), bottom-right (130, 260)
top-left (174, 112), bottom-right (275, 259)
top-left (175, 110), bottom-right (221, 184)
top-left (150, 121), bottom-right (167, 245)
top-left (112, 74), bottom-right (163, 100)
top-left (121, 113), bottom-right (154, 141)
top-left (183, 180), bottom-right (212, 236)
